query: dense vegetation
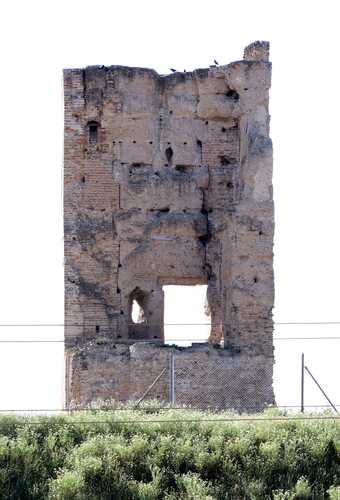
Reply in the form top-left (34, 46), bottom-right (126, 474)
top-left (0, 406), bottom-right (338, 499)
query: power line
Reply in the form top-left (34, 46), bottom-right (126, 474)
top-left (0, 404), bottom-right (338, 413)
top-left (275, 321), bottom-right (340, 325)
top-left (0, 337), bottom-right (339, 343)
top-left (1, 415), bottom-right (339, 426)
top-left (0, 321), bottom-right (340, 327)
top-left (273, 337), bottom-right (340, 340)
top-left (0, 340), bottom-right (65, 343)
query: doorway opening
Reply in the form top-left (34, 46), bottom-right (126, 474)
top-left (163, 284), bottom-right (210, 346)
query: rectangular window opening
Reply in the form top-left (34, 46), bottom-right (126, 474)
top-left (163, 284), bottom-right (210, 346)
top-left (89, 123), bottom-right (98, 144)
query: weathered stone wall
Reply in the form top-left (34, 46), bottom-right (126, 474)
top-left (66, 342), bottom-right (274, 411)
top-left (64, 41), bottom-right (275, 409)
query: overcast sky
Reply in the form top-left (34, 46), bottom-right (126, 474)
top-left (0, 0), bottom-right (339, 411)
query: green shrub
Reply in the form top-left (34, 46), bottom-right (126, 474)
top-left (328, 485), bottom-right (340, 500)
top-left (292, 477), bottom-right (312, 498)
top-left (0, 409), bottom-right (336, 499)
top-left (48, 471), bottom-right (84, 500)
top-left (171, 472), bottom-right (213, 499)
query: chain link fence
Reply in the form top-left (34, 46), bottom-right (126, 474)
top-left (133, 342), bottom-right (339, 413)
top-left (0, 325), bottom-right (338, 413)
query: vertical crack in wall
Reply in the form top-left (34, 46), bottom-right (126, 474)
top-left (198, 172), bottom-right (214, 342)
top-left (199, 197), bottom-right (212, 253)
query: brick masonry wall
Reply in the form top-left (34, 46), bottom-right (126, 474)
top-left (64, 41), bottom-right (275, 410)
top-left (66, 342), bottom-right (274, 411)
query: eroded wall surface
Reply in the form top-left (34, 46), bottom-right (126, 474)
top-left (64, 41), bottom-right (275, 409)
top-left (67, 343), bottom-right (274, 411)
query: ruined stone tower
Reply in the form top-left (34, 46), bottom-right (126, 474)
top-left (64, 41), bottom-right (275, 409)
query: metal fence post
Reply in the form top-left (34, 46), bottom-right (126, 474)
top-left (172, 352), bottom-right (175, 405)
top-left (301, 352), bottom-right (304, 413)
top-left (169, 352), bottom-right (175, 405)
top-left (169, 352), bottom-right (172, 404)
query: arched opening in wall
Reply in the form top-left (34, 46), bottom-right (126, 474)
top-left (163, 285), bottom-right (210, 346)
top-left (129, 288), bottom-right (147, 325)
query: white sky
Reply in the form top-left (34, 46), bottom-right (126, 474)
top-left (0, 0), bottom-right (339, 412)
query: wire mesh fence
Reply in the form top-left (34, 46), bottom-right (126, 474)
top-left (128, 350), bottom-right (339, 414)
top-left (0, 323), bottom-right (338, 415)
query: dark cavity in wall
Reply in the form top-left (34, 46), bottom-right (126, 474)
top-left (199, 232), bottom-right (212, 246)
top-left (175, 165), bottom-right (189, 173)
top-left (165, 147), bottom-right (173, 165)
top-left (225, 89), bottom-right (239, 101)
top-left (220, 156), bottom-right (232, 166)
top-left (88, 121), bottom-right (99, 144)
top-left (197, 140), bottom-right (203, 162)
